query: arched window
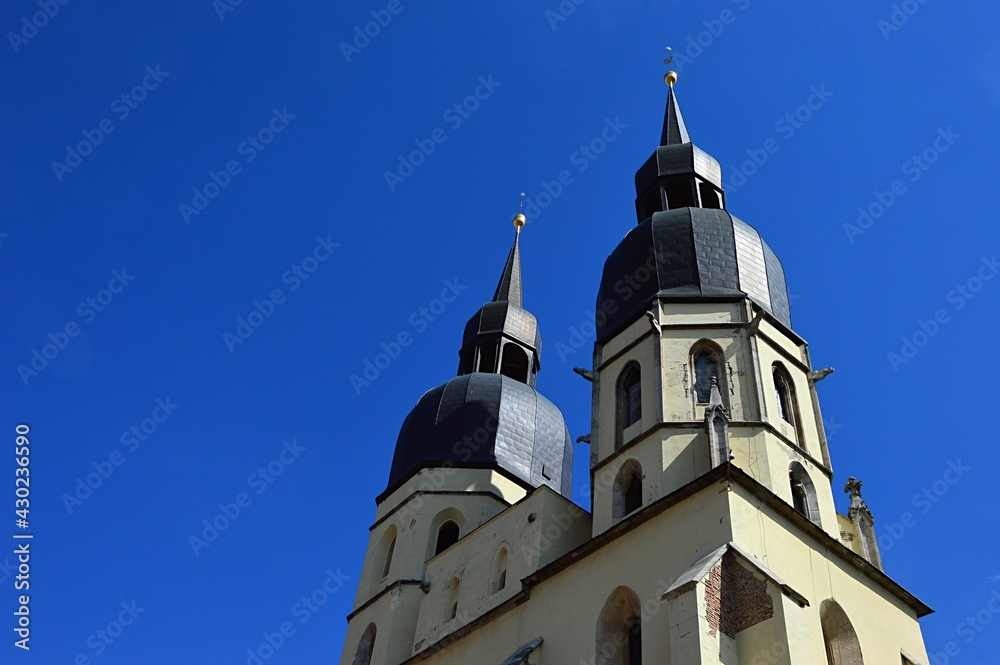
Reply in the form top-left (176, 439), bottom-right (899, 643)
top-left (821, 600), bottom-right (864, 665)
top-left (665, 179), bottom-right (695, 210)
top-left (477, 340), bottom-right (498, 373)
top-left (499, 344), bottom-right (529, 383)
top-left (615, 362), bottom-right (642, 449)
top-left (691, 342), bottom-right (726, 405)
top-left (352, 623), bottom-right (376, 665)
top-left (613, 460), bottom-right (643, 523)
top-left (446, 577), bottom-right (460, 622)
top-left (596, 586), bottom-right (642, 665)
top-left (435, 521), bottom-right (460, 556)
top-left (789, 463), bottom-right (821, 526)
top-left (772, 363), bottom-right (803, 446)
top-left (493, 546), bottom-right (509, 594)
top-left (699, 181), bottom-right (722, 209)
top-left (637, 187), bottom-right (664, 219)
top-left (380, 526), bottom-right (397, 580)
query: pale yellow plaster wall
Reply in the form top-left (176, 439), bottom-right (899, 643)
top-left (356, 468), bottom-right (529, 610)
top-left (404, 484), bottom-right (733, 665)
top-left (374, 468), bottom-right (528, 523)
top-left (413, 487), bottom-right (591, 652)
top-left (728, 484), bottom-right (930, 664)
top-left (755, 333), bottom-right (822, 462)
top-left (340, 584), bottom-right (423, 665)
top-left (594, 318), bottom-right (658, 463)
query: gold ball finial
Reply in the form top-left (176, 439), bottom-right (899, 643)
top-left (664, 71), bottom-right (678, 86)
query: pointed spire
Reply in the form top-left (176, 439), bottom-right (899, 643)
top-left (660, 78), bottom-right (690, 146)
top-left (492, 215), bottom-right (525, 306)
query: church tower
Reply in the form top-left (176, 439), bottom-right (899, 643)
top-left (340, 70), bottom-right (932, 665)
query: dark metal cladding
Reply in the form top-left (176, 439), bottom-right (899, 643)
top-left (385, 373), bottom-right (573, 498)
top-left (595, 208), bottom-right (792, 343)
top-left (492, 235), bottom-right (523, 306)
top-left (461, 302), bottom-right (542, 358)
top-left (660, 84), bottom-right (690, 146)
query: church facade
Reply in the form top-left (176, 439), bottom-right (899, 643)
top-left (339, 74), bottom-right (932, 665)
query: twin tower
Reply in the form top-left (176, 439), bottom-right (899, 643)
top-left (340, 77), bottom-right (932, 665)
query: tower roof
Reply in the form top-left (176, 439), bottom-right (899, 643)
top-left (382, 213), bottom-right (571, 501)
top-left (660, 83), bottom-right (690, 146)
top-left (458, 220), bottom-right (541, 384)
top-left (382, 373), bottom-right (572, 501)
top-left (492, 229), bottom-right (523, 306)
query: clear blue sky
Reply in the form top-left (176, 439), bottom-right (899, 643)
top-left (2, 1), bottom-right (998, 662)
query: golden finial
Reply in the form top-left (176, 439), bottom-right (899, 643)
top-left (663, 46), bottom-right (678, 86)
top-left (513, 192), bottom-right (526, 230)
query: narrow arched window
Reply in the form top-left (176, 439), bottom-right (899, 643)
top-left (435, 521), bottom-right (460, 556)
top-left (821, 600), bottom-right (864, 665)
top-left (499, 344), bottom-right (529, 383)
top-left (790, 472), bottom-right (809, 515)
top-left (352, 623), bottom-right (376, 665)
top-left (615, 362), bottom-right (642, 449)
top-left (692, 343), bottom-right (725, 405)
top-left (381, 535), bottom-right (395, 579)
top-left (493, 547), bottom-right (509, 593)
top-left (772, 363), bottom-right (796, 423)
top-left (789, 463), bottom-right (821, 526)
top-left (613, 460), bottom-right (643, 522)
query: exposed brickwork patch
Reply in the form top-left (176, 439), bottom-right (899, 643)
top-left (704, 553), bottom-right (774, 639)
top-left (705, 562), bottom-right (724, 637)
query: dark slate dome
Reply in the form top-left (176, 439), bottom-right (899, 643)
top-left (385, 373), bottom-right (573, 498)
top-left (595, 207), bottom-right (791, 343)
